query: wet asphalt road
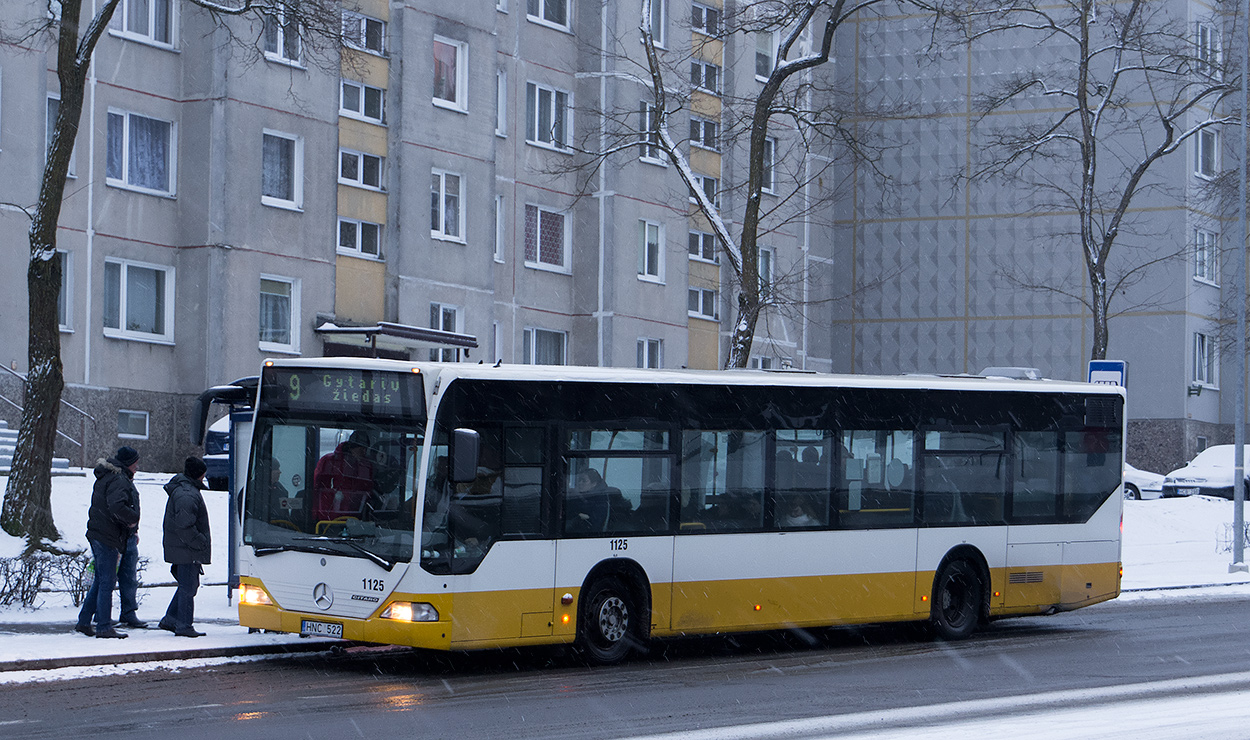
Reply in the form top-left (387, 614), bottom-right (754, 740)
top-left (2, 594), bottom-right (1248, 739)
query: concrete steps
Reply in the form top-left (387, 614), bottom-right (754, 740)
top-left (0, 420), bottom-right (73, 475)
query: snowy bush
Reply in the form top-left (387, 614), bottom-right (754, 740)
top-left (53, 552), bottom-right (94, 607)
top-left (0, 554), bottom-right (53, 608)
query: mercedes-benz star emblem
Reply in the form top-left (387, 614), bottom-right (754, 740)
top-left (312, 582), bottom-right (334, 610)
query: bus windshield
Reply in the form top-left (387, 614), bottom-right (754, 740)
top-left (243, 419), bottom-right (424, 566)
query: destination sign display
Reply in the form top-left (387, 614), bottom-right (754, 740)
top-left (261, 367), bottom-right (424, 418)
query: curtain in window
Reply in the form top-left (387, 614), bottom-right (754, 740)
top-left (106, 113), bottom-right (124, 181)
top-left (126, 265), bottom-right (164, 334)
top-left (104, 262), bottom-right (121, 329)
top-left (443, 174), bottom-right (460, 237)
top-left (534, 330), bottom-right (565, 365)
top-left (433, 40), bottom-right (456, 102)
top-left (263, 134), bottom-right (294, 200)
top-left (129, 115), bottom-right (169, 191)
top-left (539, 210), bottom-right (563, 266)
top-left (259, 279), bottom-right (291, 344)
top-left (127, 0), bottom-right (150, 35)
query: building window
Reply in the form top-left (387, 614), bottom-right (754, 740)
top-left (106, 110), bottom-right (175, 195)
top-left (1195, 229), bottom-right (1218, 284)
top-left (113, 0), bottom-right (173, 46)
top-left (1195, 128), bottom-right (1218, 178)
top-left (259, 276), bottom-right (298, 351)
top-left (429, 303), bottom-right (460, 361)
top-left (524, 205), bottom-right (568, 269)
top-left (47, 95), bottom-right (75, 177)
top-left (1197, 436), bottom-right (1209, 453)
top-left (761, 137), bottom-right (776, 193)
top-left (494, 194), bottom-right (506, 262)
top-left (526, 0), bottom-right (570, 31)
top-left (104, 258), bottom-right (174, 342)
top-left (647, 0), bottom-right (666, 47)
top-left (639, 220), bottom-right (664, 281)
top-left (690, 60), bottom-right (719, 94)
top-left (690, 174), bottom-right (719, 208)
top-left (523, 327), bottom-right (567, 365)
top-left (691, 3), bottom-right (719, 35)
top-left (526, 82), bottom-right (571, 150)
top-left (639, 101), bottom-right (663, 161)
top-left (749, 356), bottom-right (773, 370)
top-left (433, 37), bottom-right (468, 111)
top-left (117, 410), bottom-right (150, 440)
top-left (690, 116), bottom-right (717, 151)
top-left (497, 0), bottom-right (508, 11)
top-left (338, 217), bottom-right (382, 257)
top-left (688, 287), bottom-right (718, 320)
top-left (431, 170), bottom-right (464, 241)
top-left (1196, 22), bottom-right (1219, 76)
top-left (342, 11), bottom-right (385, 54)
top-left (57, 251), bottom-right (71, 330)
top-left (262, 130), bottom-right (302, 209)
top-left (689, 230), bottom-right (717, 262)
top-left (496, 68), bottom-right (508, 136)
top-left (755, 31), bottom-right (775, 80)
top-left (637, 338), bottom-right (662, 368)
top-left (263, 10), bottom-right (301, 64)
top-left (1194, 333), bottom-right (1216, 386)
top-left (341, 79), bottom-right (385, 124)
top-left (339, 149), bottom-right (383, 190)
top-left (759, 247), bottom-right (774, 298)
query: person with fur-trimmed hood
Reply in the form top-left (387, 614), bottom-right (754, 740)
top-left (75, 446), bottom-right (141, 639)
top-left (159, 457), bottom-right (211, 637)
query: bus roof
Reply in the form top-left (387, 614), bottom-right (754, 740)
top-left (260, 358), bottom-right (1124, 398)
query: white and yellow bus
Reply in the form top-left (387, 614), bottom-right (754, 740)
top-left (199, 359), bottom-right (1124, 664)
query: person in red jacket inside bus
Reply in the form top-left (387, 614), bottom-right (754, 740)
top-left (312, 431), bottom-right (375, 523)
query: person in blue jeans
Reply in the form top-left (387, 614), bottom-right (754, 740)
top-left (159, 457), bottom-right (212, 638)
top-left (76, 446), bottom-right (142, 639)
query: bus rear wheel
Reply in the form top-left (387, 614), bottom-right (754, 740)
top-left (578, 576), bottom-right (638, 665)
top-left (930, 559), bottom-right (982, 641)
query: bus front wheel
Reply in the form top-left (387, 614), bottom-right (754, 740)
top-left (578, 576), bottom-right (638, 665)
top-left (930, 559), bottom-right (982, 641)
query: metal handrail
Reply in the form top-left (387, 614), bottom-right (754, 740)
top-left (0, 392), bottom-right (81, 448)
top-left (0, 363), bottom-right (95, 422)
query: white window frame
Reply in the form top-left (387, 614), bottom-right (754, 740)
top-left (1195, 128), bottom-right (1218, 179)
top-left (259, 274), bottom-right (300, 353)
top-left (755, 31), bottom-right (776, 81)
top-left (526, 81), bottom-right (573, 151)
top-left (342, 11), bottom-right (385, 55)
top-left (761, 137), bottom-right (776, 193)
top-left (639, 219), bottom-right (665, 283)
top-left (689, 115), bottom-right (718, 151)
top-left (688, 230), bottom-right (718, 263)
top-left (1194, 228), bottom-right (1218, 285)
top-left (524, 203), bottom-right (571, 272)
top-left (759, 246), bottom-right (774, 298)
top-left (1196, 22), bottom-right (1220, 77)
top-left (341, 79), bottom-right (385, 124)
top-left (691, 59), bottom-right (720, 95)
top-left (637, 338), bottom-right (662, 369)
top-left (1194, 332), bottom-right (1217, 387)
top-left (47, 94), bottom-right (76, 178)
top-left (338, 217), bottom-right (383, 258)
top-left (57, 250), bottom-right (72, 331)
top-left (494, 194), bottom-right (507, 263)
top-left (261, 129), bottom-right (303, 210)
top-left (639, 101), bottom-right (664, 163)
top-left (103, 257), bottom-right (175, 344)
top-left (646, 0), bottom-right (666, 48)
top-left (497, 0), bottom-right (509, 12)
top-left (111, 0), bottom-right (175, 48)
top-left (431, 169), bottom-right (465, 242)
top-left (339, 148), bottom-right (383, 190)
top-left (690, 174), bottom-right (719, 208)
top-left (749, 356), bottom-right (774, 370)
top-left (433, 36), bottom-right (468, 112)
top-left (692, 2), bottom-right (719, 36)
top-left (106, 109), bottom-right (176, 196)
top-left (429, 303), bottom-right (462, 361)
top-left (526, 0), bottom-right (571, 32)
top-left (117, 409), bottom-right (150, 440)
top-left (263, 9), bottom-right (302, 66)
top-left (522, 327), bottom-right (568, 365)
top-left (688, 287), bottom-right (718, 320)
top-left (496, 68), bottom-right (508, 136)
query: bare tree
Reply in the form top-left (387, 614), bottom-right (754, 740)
top-left (1, 0), bottom-right (343, 550)
top-left (960, 0), bottom-right (1236, 361)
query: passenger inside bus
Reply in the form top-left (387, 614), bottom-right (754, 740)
top-left (312, 431), bottom-right (375, 522)
top-left (566, 468), bottom-right (626, 533)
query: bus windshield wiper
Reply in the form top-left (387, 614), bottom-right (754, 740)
top-left (293, 535), bottom-right (397, 571)
top-left (253, 543), bottom-right (340, 558)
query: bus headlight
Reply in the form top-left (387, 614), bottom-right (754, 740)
top-left (380, 601), bottom-right (439, 622)
top-left (240, 586), bottom-right (273, 606)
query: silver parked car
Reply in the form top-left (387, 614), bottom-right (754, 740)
top-left (1162, 445), bottom-right (1250, 499)
top-left (1123, 464), bottom-right (1164, 500)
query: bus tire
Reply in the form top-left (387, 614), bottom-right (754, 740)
top-left (578, 576), bottom-right (638, 665)
top-left (930, 559), bottom-right (981, 641)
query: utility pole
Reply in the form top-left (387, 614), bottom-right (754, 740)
top-left (1232, 0), bottom-right (1248, 574)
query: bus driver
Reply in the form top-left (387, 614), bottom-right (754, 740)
top-left (312, 431), bottom-right (375, 523)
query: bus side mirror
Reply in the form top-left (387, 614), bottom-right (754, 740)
top-left (451, 428), bottom-right (480, 483)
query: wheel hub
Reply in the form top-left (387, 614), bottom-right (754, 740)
top-left (597, 596), bottom-right (628, 642)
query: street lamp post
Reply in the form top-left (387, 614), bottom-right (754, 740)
top-left (1232, 0), bottom-right (1248, 574)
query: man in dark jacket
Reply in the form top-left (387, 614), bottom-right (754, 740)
top-left (159, 457), bottom-right (211, 637)
top-left (75, 446), bottom-right (142, 639)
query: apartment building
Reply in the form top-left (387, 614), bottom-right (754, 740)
top-left (0, 0), bottom-right (832, 470)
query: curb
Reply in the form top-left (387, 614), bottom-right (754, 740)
top-left (1122, 581), bottom-right (1250, 593)
top-left (0, 638), bottom-right (346, 673)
